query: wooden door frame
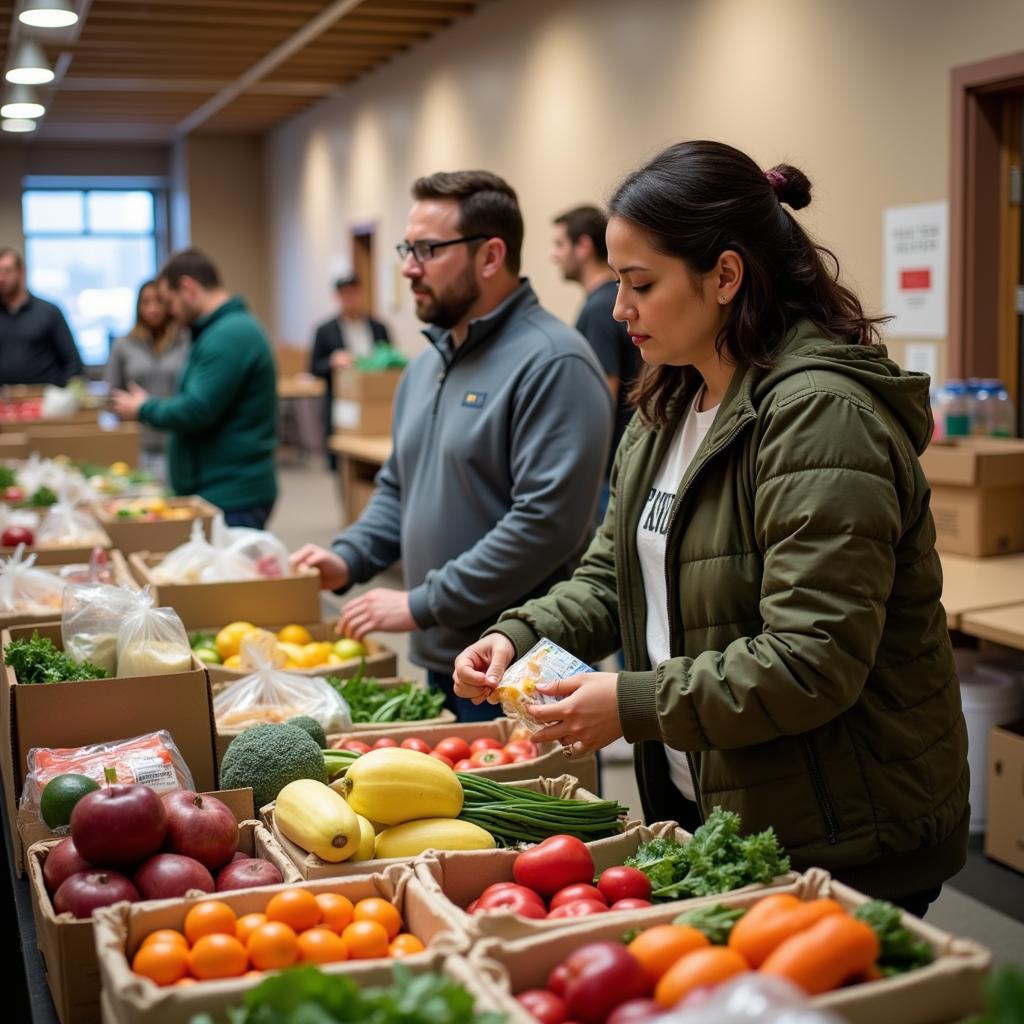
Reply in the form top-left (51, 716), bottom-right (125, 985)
top-left (950, 52), bottom-right (1024, 379)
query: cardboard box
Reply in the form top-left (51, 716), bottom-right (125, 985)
top-left (203, 623), bottom-right (397, 684)
top-left (330, 717), bottom-right (598, 791)
top-left (128, 551), bottom-right (321, 629)
top-left (264, 774), bottom-right (629, 881)
top-left (93, 496), bottom-right (219, 555)
top-left (26, 423), bottom-right (141, 467)
top-left (333, 397), bottom-right (393, 436)
top-left (0, 431), bottom-right (29, 457)
top-left (468, 866), bottom-right (992, 1024)
top-left (920, 437), bottom-right (1024, 555)
top-left (0, 527), bottom-right (113, 567)
top-left (333, 366), bottom-right (403, 403)
top-left (0, 409), bottom-right (101, 433)
top-left (92, 864), bottom-right (469, 1024)
top-left (985, 718), bottom-right (1024, 872)
top-left (27, 797), bottom-right (299, 1024)
top-left (1, 622), bottom-right (216, 875)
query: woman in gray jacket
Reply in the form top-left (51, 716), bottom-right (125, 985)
top-left (105, 279), bottom-right (188, 476)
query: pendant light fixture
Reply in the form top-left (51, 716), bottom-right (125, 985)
top-left (2, 117), bottom-right (38, 133)
top-left (18, 1), bottom-right (79, 29)
top-left (1, 83), bottom-right (45, 119)
top-left (5, 38), bottom-right (54, 85)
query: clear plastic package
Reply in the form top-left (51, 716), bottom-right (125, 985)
top-left (116, 586), bottom-right (192, 677)
top-left (0, 544), bottom-right (66, 615)
top-left (61, 582), bottom-right (138, 674)
top-left (653, 974), bottom-right (844, 1023)
top-left (494, 637), bottom-right (593, 732)
top-left (152, 514), bottom-right (290, 583)
top-left (150, 518), bottom-right (216, 583)
top-left (36, 496), bottom-right (107, 548)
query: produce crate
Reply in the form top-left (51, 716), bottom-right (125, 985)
top-left (26, 423), bottom-right (141, 466)
top-left (330, 716), bottom-right (598, 791)
top-left (127, 551), bottom-right (321, 629)
top-left (92, 864), bottom-right (470, 1024)
top-left (26, 791), bottom-right (299, 1024)
top-left (467, 866), bottom-right (992, 1024)
top-left (263, 774), bottom-right (630, 882)
top-left (202, 622), bottom-right (397, 683)
top-left (0, 524), bottom-right (114, 567)
top-left (0, 622), bottom-right (216, 875)
top-left (415, 820), bottom-right (798, 941)
top-left (93, 496), bottom-right (219, 555)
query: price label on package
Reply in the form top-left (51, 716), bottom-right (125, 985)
top-left (494, 638), bottom-right (593, 733)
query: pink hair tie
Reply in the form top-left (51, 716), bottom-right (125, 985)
top-left (765, 169), bottom-right (786, 196)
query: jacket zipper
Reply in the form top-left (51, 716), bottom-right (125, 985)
top-left (800, 735), bottom-right (840, 844)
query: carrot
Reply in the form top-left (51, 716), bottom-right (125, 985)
top-left (654, 947), bottom-right (750, 1008)
top-left (729, 895), bottom-right (845, 967)
top-left (760, 913), bottom-right (880, 995)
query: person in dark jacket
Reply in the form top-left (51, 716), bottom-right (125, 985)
top-left (309, 274), bottom-right (391, 467)
top-left (454, 141), bottom-right (969, 916)
top-left (293, 170), bottom-right (611, 721)
top-left (112, 249), bottom-right (277, 528)
top-left (0, 247), bottom-right (83, 386)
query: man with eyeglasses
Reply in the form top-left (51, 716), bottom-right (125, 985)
top-left (292, 170), bottom-right (612, 721)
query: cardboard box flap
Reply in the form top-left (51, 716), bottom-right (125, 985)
top-left (922, 438), bottom-right (1024, 488)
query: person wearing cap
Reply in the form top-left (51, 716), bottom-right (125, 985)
top-left (309, 274), bottom-right (391, 467)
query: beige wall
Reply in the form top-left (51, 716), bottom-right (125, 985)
top-left (266, 0), bottom-right (1024, 381)
top-left (0, 146), bottom-right (28, 255)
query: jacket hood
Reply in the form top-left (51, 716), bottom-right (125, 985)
top-left (752, 320), bottom-right (934, 455)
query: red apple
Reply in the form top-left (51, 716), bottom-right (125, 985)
top-left (2, 525), bottom-right (34, 546)
top-left (162, 791), bottom-right (239, 870)
top-left (134, 853), bottom-right (215, 900)
top-left (228, 851), bottom-right (251, 864)
top-left (561, 942), bottom-right (649, 1024)
top-left (216, 857), bottom-right (284, 892)
top-left (54, 870), bottom-right (139, 919)
top-left (43, 837), bottom-right (93, 893)
top-left (71, 784), bottom-right (167, 868)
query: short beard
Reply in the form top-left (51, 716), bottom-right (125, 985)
top-left (414, 262), bottom-right (481, 330)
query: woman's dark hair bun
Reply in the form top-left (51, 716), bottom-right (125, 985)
top-left (766, 163), bottom-right (812, 211)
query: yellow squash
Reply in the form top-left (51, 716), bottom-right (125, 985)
top-left (274, 779), bottom-right (361, 862)
top-left (336, 747), bottom-right (464, 825)
top-left (349, 813), bottom-right (377, 862)
top-left (374, 818), bottom-right (495, 859)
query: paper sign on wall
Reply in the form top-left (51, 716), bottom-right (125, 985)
top-left (883, 201), bottom-right (949, 338)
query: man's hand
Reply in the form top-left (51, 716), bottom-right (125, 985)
top-left (330, 350), bottom-right (354, 369)
top-left (338, 588), bottom-right (415, 639)
top-left (290, 544), bottom-right (350, 591)
top-left (111, 383), bottom-right (149, 421)
top-left (527, 672), bottom-right (624, 756)
top-left (453, 634), bottom-right (516, 705)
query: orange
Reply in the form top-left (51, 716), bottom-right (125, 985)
top-left (298, 641), bottom-right (333, 668)
top-left (277, 624), bottom-right (313, 645)
top-left (187, 933), bottom-right (249, 980)
top-left (265, 889), bottom-right (322, 932)
top-left (627, 925), bottom-right (710, 984)
top-left (175, 977), bottom-right (198, 988)
top-left (315, 893), bottom-right (354, 934)
top-left (247, 921), bottom-right (300, 971)
top-left (654, 947), bottom-right (750, 1008)
top-left (297, 927), bottom-right (349, 964)
top-left (184, 901), bottom-right (237, 946)
top-left (353, 897), bottom-right (402, 940)
top-left (216, 622), bottom-right (257, 660)
top-left (140, 929), bottom-right (189, 951)
top-left (244, 970), bottom-right (264, 979)
top-left (132, 941), bottom-right (190, 986)
top-left (341, 919), bottom-right (390, 960)
top-left (388, 933), bottom-right (425, 958)
top-left (236, 912), bottom-right (269, 945)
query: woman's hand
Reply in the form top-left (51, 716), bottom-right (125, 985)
top-left (528, 672), bottom-right (623, 755)
top-left (453, 633), bottom-right (516, 705)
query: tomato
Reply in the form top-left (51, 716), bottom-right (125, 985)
top-left (434, 737), bottom-right (472, 763)
top-left (400, 738), bottom-right (431, 754)
top-left (546, 899), bottom-right (609, 920)
top-left (454, 759), bottom-right (476, 771)
top-left (597, 867), bottom-right (652, 905)
top-left (503, 740), bottom-right (539, 760)
top-left (429, 750), bottom-right (454, 768)
top-left (517, 989), bottom-right (568, 1024)
top-left (342, 740), bottom-right (372, 754)
top-left (476, 883), bottom-right (547, 919)
top-left (549, 884), bottom-right (607, 910)
top-left (466, 898), bottom-right (480, 914)
top-left (547, 962), bottom-right (572, 997)
top-left (470, 748), bottom-right (513, 767)
top-left (610, 898), bottom-right (652, 911)
top-left (372, 738), bottom-right (398, 750)
top-left (513, 835), bottom-right (594, 898)
top-left (469, 738), bottom-right (503, 753)
top-left (560, 942), bottom-right (650, 1024)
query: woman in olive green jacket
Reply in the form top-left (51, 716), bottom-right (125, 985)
top-left (454, 141), bottom-right (969, 916)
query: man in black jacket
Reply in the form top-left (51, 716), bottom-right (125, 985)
top-left (309, 274), bottom-right (391, 467)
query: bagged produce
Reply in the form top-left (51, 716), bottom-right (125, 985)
top-left (0, 544), bottom-right (65, 614)
top-left (116, 586), bottom-right (192, 676)
top-left (61, 582), bottom-right (138, 674)
top-left (58, 546), bottom-right (114, 585)
top-left (200, 515), bottom-right (289, 581)
top-left (150, 518), bottom-right (215, 583)
top-left (19, 729), bottom-right (193, 829)
top-left (36, 493), bottom-right (108, 548)
top-left (214, 633), bottom-right (351, 733)
top-left (494, 638), bottom-right (591, 732)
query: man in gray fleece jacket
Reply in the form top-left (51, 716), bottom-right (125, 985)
top-left (292, 170), bottom-right (612, 720)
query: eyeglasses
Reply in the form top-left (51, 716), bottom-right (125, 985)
top-left (395, 235), bottom-right (488, 264)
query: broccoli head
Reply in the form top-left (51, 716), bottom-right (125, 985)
top-left (219, 723), bottom-right (327, 811)
top-left (285, 715), bottom-right (327, 750)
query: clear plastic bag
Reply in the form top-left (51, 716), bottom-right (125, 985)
top-left (214, 632), bottom-right (351, 733)
top-left (19, 729), bottom-right (194, 831)
top-left (116, 586), bottom-right (192, 677)
top-left (0, 544), bottom-right (66, 614)
top-left (150, 518), bottom-right (216, 583)
top-left (36, 493), bottom-right (108, 548)
top-left (653, 974), bottom-right (844, 1023)
top-left (0, 504), bottom-right (42, 536)
top-left (200, 515), bottom-right (289, 582)
top-left (61, 582), bottom-right (138, 674)
top-left (58, 547), bottom-right (114, 586)
top-left (494, 638), bottom-right (593, 733)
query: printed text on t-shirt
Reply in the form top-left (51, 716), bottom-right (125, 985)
top-left (641, 487), bottom-right (675, 536)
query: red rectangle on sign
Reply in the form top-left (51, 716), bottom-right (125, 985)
top-left (900, 268), bottom-right (931, 291)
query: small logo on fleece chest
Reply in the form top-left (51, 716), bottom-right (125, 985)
top-left (462, 391), bottom-right (487, 408)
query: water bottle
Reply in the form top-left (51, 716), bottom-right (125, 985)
top-left (982, 379), bottom-right (1016, 437)
top-left (966, 379), bottom-right (982, 434)
top-left (943, 380), bottom-right (972, 437)
top-left (929, 387), bottom-right (946, 441)
top-left (972, 379), bottom-right (996, 436)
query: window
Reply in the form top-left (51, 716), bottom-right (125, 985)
top-left (21, 187), bottom-right (162, 366)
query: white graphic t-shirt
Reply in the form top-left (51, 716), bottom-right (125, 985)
top-left (636, 388), bottom-right (719, 801)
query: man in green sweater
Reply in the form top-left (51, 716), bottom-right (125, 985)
top-left (112, 249), bottom-right (278, 528)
